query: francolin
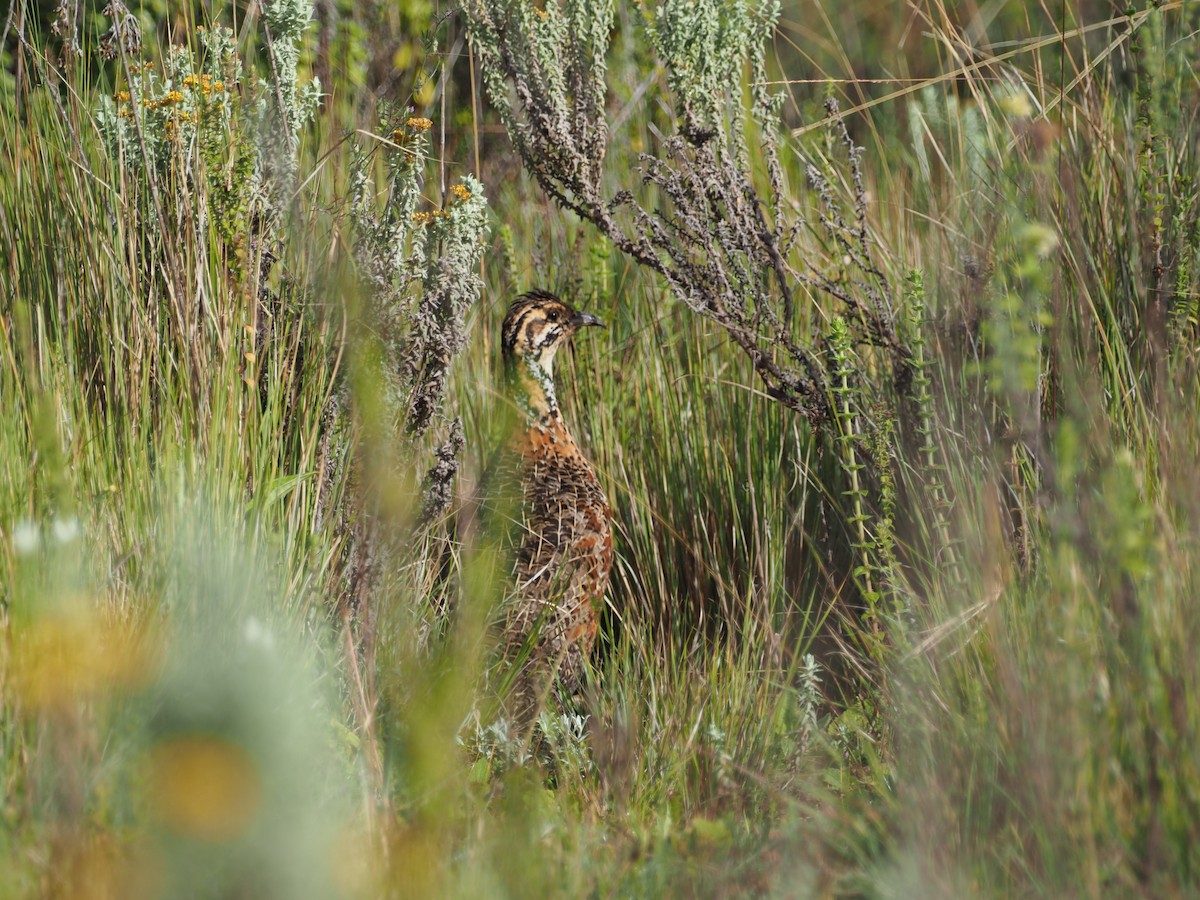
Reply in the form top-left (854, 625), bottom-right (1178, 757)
top-left (498, 289), bottom-right (613, 737)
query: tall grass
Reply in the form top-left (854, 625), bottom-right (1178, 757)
top-left (2, 0), bottom-right (1200, 896)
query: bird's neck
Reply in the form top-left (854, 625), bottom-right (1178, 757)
top-left (507, 357), bottom-right (559, 421)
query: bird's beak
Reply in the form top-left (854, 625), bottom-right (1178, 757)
top-left (571, 311), bottom-right (605, 328)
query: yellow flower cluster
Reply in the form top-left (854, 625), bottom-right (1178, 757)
top-left (136, 89), bottom-right (190, 111)
top-left (181, 72), bottom-right (226, 96)
top-left (450, 183), bottom-right (472, 202)
top-left (114, 90), bottom-right (131, 103)
top-left (406, 116), bottom-right (433, 131)
top-left (533, 7), bottom-right (549, 20)
top-left (412, 210), bottom-right (447, 225)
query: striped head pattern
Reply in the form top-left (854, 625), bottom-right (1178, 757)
top-left (501, 290), bottom-right (604, 377)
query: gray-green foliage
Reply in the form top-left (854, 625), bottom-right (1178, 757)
top-left (466, 0), bottom-right (904, 426)
top-left (256, 0), bottom-right (323, 210)
top-left (349, 117), bottom-right (489, 518)
top-left (470, 0), bottom-right (612, 207)
top-left (647, 0), bottom-right (781, 145)
top-left (96, 24), bottom-right (241, 181)
top-left (907, 84), bottom-right (990, 191)
top-left (95, 3), bottom-right (320, 222)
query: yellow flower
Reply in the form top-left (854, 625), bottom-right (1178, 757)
top-left (114, 90), bottom-right (131, 102)
top-left (118, 106), bottom-right (133, 119)
top-left (147, 736), bottom-right (263, 841)
top-left (412, 212), bottom-right (432, 224)
top-left (450, 183), bottom-right (472, 202)
top-left (163, 90), bottom-right (184, 105)
top-left (213, 81), bottom-right (225, 92)
top-left (183, 74), bottom-right (200, 88)
top-left (7, 609), bottom-right (159, 713)
top-left (406, 116), bottom-right (433, 131)
top-left (391, 128), bottom-right (406, 142)
top-left (534, 7), bottom-right (549, 19)
top-left (999, 91), bottom-right (1033, 119)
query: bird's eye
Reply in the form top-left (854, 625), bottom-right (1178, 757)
top-left (547, 309), bottom-right (560, 322)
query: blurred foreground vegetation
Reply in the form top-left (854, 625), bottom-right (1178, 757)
top-left (3, 0), bottom-right (1200, 896)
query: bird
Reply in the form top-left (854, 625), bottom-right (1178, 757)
top-left (495, 289), bottom-right (613, 740)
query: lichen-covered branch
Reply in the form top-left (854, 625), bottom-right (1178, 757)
top-left (349, 114), bottom-right (489, 518)
top-left (466, 0), bottom-right (908, 427)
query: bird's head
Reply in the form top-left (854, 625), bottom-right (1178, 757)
top-left (502, 290), bottom-right (604, 417)
top-left (502, 290), bottom-right (604, 374)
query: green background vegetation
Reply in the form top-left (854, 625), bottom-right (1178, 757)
top-left (3, 0), bottom-right (1199, 896)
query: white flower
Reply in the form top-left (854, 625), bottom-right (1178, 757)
top-left (243, 616), bottom-right (276, 651)
top-left (12, 520), bottom-right (40, 556)
top-left (52, 516), bottom-right (81, 544)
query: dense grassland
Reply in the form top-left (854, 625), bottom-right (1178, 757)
top-left (3, 0), bottom-right (1200, 896)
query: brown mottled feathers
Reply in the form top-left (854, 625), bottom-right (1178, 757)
top-left (496, 290), bottom-right (613, 735)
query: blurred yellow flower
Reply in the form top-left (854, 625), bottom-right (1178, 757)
top-left (7, 609), bottom-right (158, 713)
top-left (163, 91), bottom-right (184, 105)
top-left (51, 832), bottom-right (162, 899)
top-left (406, 116), bottom-right (433, 131)
top-left (329, 824), bottom-right (379, 896)
top-left (147, 735), bottom-right (263, 841)
top-left (450, 183), bottom-right (472, 202)
top-left (999, 90), bottom-right (1033, 119)
top-left (384, 824), bottom-right (440, 896)
top-left (114, 90), bottom-right (131, 103)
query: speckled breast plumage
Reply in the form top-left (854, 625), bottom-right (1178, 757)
top-left (505, 408), bottom-right (613, 697)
